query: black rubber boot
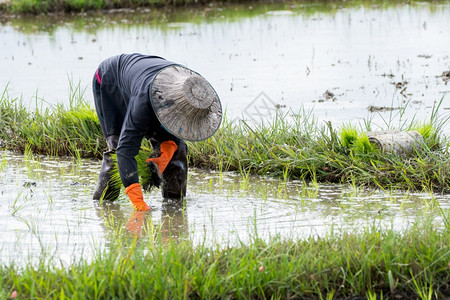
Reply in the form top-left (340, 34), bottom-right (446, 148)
top-left (161, 141), bottom-right (188, 199)
top-left (93, 135), bottom-right (120, 201)
top-left (143, 140), bottom-right (162, 192)
top-left (142, 161), bottom-right (162, 192)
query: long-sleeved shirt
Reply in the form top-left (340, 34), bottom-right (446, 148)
top-left (96, 53), bottom-right (181, 187)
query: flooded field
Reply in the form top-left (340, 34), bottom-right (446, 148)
top-left (1, 151), bottom-right (448, 265)
top-left (1, 1), bottom-right (450, 134)
top-left (1, 0), bottom-right (450, 268)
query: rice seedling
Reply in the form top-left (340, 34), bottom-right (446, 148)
top-left (10, 192), bottom-right (26, 216)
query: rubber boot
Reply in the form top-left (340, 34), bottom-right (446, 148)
top-left (161, 140), bottom-right (188, 199)
top-left (142, 161), bottom-right (162, 192)
top-left (142, 140), bottom-right (162, 192)
top-left (93, 135), bottom-right (120, 201)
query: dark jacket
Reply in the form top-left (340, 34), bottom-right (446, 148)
top-left (95, 53), bottom-right (181, 187)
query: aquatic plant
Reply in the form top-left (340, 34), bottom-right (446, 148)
top-left (0, 217), bottom-right (448, 299)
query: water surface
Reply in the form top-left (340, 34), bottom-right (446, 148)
top-left (1, 0), bottom-right (449, 266)
top-left (1, 1), bottom-right (450, 134)
top-left (0, 151), bottom-right (448, 265)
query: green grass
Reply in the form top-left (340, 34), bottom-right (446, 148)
top-left (0, 0), bottom-right (254, 14)
top-left (0, 83), bottom-right (105, 160)
top-left (0, 216), bottom-right (448, 299)
top-left (1, 0), bottom-right (449, 15)
top-left (2, 0), bottom-right (449, 39)
top-left (189, 101), bottom-right (450, 192)
top-left (1, 86), bottom-right (449, 192)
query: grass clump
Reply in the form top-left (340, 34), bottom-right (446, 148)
top-left (189, 102), bottom-right (450, 192)
top-left (0, 219), bottom-right (448, 299)
top-left (0, 85), bottom-right (105, 159)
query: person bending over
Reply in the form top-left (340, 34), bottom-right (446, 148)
top-left (92, 53), bottom-right (222, 210)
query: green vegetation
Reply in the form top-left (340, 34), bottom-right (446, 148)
top-left (1, 2), bottom-right (448, 298)
top-left (0, 216), bottom-right (448, 299)
top-left (190, 101), bottom-right (450, 193)
top-left (2, 0), bottom-right (449, 40)
top-left (1, 0), bottom-right (242, 14)
top-left (0, 0), bottom-right (448, 15)
top-left (1, 87), bottom-right (449, 192)
top-left (0, 84), bottom-right (104, 159)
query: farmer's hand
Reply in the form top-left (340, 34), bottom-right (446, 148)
top-left (146, 140), bottom-right (178, 174)
top-left (125, 183), bottom-right (150, 211)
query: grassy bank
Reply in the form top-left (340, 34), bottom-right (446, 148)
top-left (3, 0), bottom-right (449, 38)
top-left (0, 85), bottom-right (105, 159)
top-left (1, 89), bottom-right (449, 192)
top-left (190, 103), bottom-right (450, 193)
top-left (0, 0), bottom-right (446, 15)
top-left (0, 218), bottom-right (448, 299)
top-left (1, 0), bottom-right (259, 14)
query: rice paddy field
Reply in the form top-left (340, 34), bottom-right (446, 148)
top-left (1, 0), bottom-right (450, 298)
top-left (0, 89), bottom-right (449, 298)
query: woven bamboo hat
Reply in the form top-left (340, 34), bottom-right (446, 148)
top-left (149, 65), bottom-right (222, 141)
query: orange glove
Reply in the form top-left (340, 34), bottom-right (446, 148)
top-left (125, 183), bottom-right (150, 211)
top-left (146, 140), bottom-right (178, 174)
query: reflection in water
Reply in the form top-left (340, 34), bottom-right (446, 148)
top-left (126, 211), bottom-right (148, 237)
top-left (0, 151), bottom-right (448, 267)
top-left (159, 199), bottom-right (189, 243)
top-left (94, 198), bottom-right (188, 242)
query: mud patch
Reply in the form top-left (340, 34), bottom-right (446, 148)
top-left (367, 105), bottom-right (400, 113)
top-left (315, 89), bottom-right (337, 103)
top-left (438, 70), bottom-right (450, 82)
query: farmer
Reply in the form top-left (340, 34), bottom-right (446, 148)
top-left (92, 53), bottom-right (222, 211)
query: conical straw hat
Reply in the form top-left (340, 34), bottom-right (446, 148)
top-left (149, 65), bottom-right (222, 141)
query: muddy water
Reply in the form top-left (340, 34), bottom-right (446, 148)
top-left (1, 1), bottom-right (450, 134)
top-left (0, 151), bottom-right (448, 265)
